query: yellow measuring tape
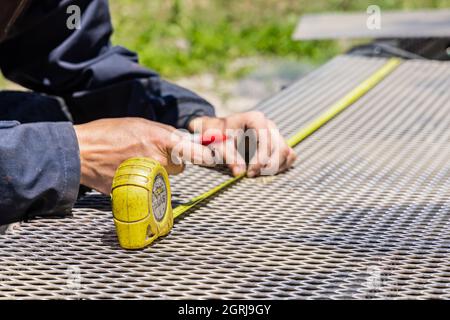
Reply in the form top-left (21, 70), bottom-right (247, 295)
top-left (112, 58), bottom-right (401, 249)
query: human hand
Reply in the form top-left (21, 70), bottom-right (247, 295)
top-left (188, 112), bottom-right (297, 177)
top-left (74, 118), bottom-right (215, 194)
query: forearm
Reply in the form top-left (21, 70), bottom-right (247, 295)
top-left (0, 121), bottom-right (80, 224)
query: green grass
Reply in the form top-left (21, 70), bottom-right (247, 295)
top-left (110, 0), bottom-right (450, 79)
top-left (1, 0), bottom-right (449, 88)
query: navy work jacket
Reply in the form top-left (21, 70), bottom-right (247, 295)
top-left (0, 0), bottom-right (215, 224)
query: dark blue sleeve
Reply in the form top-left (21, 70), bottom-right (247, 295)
top-left (0, 120), bottom-right (80, 225)
top-left (0, 0), bottom-right (215, 128)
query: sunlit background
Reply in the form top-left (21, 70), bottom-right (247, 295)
top-left (1, 0), bottom-right (449, 115)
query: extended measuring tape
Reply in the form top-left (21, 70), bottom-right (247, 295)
top-left (111, 58), bottom-right (401, 249)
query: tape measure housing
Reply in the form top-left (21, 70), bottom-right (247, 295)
top-left (111, 158), bottom-right (173, 249)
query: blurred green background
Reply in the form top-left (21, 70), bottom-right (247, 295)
top-left (110, 0), bottom-right (450, 79)
top-left (1, 0), bottom-right (449, 93)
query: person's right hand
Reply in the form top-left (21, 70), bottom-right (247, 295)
top-left (74, 118), bottom-right (215, 195)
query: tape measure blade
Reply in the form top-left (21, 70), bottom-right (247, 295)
top-left (286, 58), bottom-right (401, 148)
top-left (173, 173), bottom-right (245, 218)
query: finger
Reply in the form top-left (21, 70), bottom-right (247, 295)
top-left (247, 129), bottom-right (270, 177)
top-left (276, 148), bottom-right (297, 173)
top-left (176, 138), bottom-right (216, 167)
top-left (165, 160), bottom-right (185, 175)
top-left (260, 144), bottom-right (292, 176)
top-left (189, 116), bottom-right (225, 133)
top-left (242, 111), bottom-right (269, 128)
top-left (212, 138), bottom-right (246, 176)
top-left (261, 120), bottom-right (295, 175)
top-left (285, 148), bottom-right (298, 169)
top-left (244, 115), bottom-right (278, 178)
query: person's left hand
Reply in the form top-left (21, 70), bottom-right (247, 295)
top-left (188, 112), bottom-right (297, 177)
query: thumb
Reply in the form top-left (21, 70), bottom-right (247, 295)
top-left (169, 134), bottom-right (216, 167)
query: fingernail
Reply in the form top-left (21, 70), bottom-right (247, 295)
top-left (247, 170), bottom-right (256, 178)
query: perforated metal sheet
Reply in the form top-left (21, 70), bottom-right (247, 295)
top-left (1, 56), bottom-right (450, 299)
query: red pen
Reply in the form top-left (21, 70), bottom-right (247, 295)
top-left (191, 133), bottom-right (228, 146)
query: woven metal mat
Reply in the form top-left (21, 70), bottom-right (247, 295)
top-left (1, 56), bottom-right (449, 299)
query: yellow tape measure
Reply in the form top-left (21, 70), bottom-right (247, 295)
top-left (112, 158), bottom-right (173, 249)
top-left (111, 58), bottom-right (401, 249)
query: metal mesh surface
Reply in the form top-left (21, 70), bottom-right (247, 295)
top-left (1, 56), bottom-right (450, 299)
